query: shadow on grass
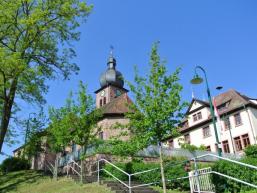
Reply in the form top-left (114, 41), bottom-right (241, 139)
top-left (0, 170), bottom-right (44, 193)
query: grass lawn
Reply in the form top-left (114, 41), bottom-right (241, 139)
top-left (0, 170), bottom-right (114, 193)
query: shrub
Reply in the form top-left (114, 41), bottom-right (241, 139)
top-left (244, 145), bottom-right (257, 158)
top-left (102, 162), bottom-right (128, 181)
top-left (212, 157), bottom-right (257, 193)
top-left (0, 157), bottom-right (30, 173)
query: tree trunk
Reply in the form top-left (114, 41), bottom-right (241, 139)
top-left (0, 78), bottom-right (18, 153)
top-left (80, 145), bottom-right (87, 183)
top-left (159, 144), bottom-right (167, 193)
top-left (80, 160), bottom-right (83, 183)
top-left (54, 155), bottom-right (58, 180)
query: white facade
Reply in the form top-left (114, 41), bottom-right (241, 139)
top-left (164, 90), bottom-right (257, 155)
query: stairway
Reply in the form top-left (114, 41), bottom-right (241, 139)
top-left (103, 180), bottom-right (159, 193)
top-left (69, 174), bottom-right (159, 193)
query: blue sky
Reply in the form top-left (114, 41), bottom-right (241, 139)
top-left (1, 0), bottom-right (257, 162)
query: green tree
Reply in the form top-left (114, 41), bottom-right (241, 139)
top-left (49, 81), bottom-right (102, 181)
top-left (125, 43), bottom-right (187, 193)
top-left (0, 0), bottom-right (92, 152)
top-left (24, 109), bottom-right (48, 159)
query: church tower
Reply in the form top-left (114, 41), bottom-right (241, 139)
top-left (95, 51), bottom-right (128, 108)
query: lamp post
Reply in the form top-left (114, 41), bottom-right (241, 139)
top-left (190, 66), bottom-right (222, 156)
top-left (24, 113), bottom-right (36, 145)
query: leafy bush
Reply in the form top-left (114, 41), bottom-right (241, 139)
top-left (0, 157), bottom-right (30, 173)
top-left (102, 162), bottom-right (128, 181)
top-left (212, 157), bottom-right (257, 193)
top-left (244, 145), bottom-right (257, 158)
top-left (180, 143), bottom-right (206, 151)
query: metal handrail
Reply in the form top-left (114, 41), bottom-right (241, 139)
top-left (45, 160), bottom-right (55, 174)
top-left (70, 159), bottom-right (82, 170)
top-left (130, 167), bottom-right (159, 177)
top-left (193, 153), bottom-right (257, 170)
top-left (95, 153), bottom-right (257, 193)
top-left (69, 165), bottom-right (82, 177)
top-left (97, 159), bottom-right (131, 191)
top-left (99, 159), bottom-right (130, 176)
top-left (211, 171), bottom-right (257, 189)
top-left (101, 169), bottom-right (130, 188)
top-left (66, 159), bottom-right (82, 177)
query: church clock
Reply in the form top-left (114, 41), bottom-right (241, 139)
top-left (115, 89), bottom-right (121, 97)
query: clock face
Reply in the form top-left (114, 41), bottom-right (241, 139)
top-left (101, 90), bottom-right (105, 97)
top-left (115, 89), bottom-right (121, 97)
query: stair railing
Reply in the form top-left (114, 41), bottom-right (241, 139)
top-left (45, 160), bottom-right (55, 175)
top-left (95, 159), bottom-right (131, 192)
top-left (93, 153), bottom-right (257, 193)
top-left (66, 159), bottom-right (82, 178)
top-left (164, 153), bottom-right (257, 193)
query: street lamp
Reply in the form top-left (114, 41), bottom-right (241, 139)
top-left (190, 66), bottom-right (222, 156)
top-left (24, 113), bottom-right (36, 145)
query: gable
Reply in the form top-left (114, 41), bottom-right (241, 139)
top-left (189, 101), bottom-right (203, 112)
top-left (186, 99), bottom-right (209, 115)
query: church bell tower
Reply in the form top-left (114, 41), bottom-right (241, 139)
top-left (95, 50), bottom-right (128, 108)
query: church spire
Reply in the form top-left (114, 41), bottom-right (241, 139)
top-left (107, 45), bottom-right (116, 69)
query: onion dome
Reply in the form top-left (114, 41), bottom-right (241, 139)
top-left (100, 53), bottom-right (124, 88)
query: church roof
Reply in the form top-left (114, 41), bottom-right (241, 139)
top-left (100, 93), bottom-right (133, 116)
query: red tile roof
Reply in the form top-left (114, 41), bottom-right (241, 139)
top-left (100, 93), bottom-right (133, 116)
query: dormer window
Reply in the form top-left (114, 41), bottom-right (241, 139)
top-left (218, 101), bottom-right (230, 112)
top-left (193, 112), bottom-right (202, 122)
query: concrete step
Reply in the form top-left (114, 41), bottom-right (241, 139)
top-left (102, 180), bottom-right (158, 193)
top-left (69, 175), bottom-right (159, 193)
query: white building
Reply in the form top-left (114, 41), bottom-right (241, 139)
top-left (164, 89), bottom-right (257, 154)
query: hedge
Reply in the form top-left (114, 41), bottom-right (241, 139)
top-left (212, 157), bottom-right (257, 193)
top-left (0, 157), bottom-right (30, 173)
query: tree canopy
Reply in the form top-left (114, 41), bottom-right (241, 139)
top-left (48, 81), bottom-right (102, 154)
top-left (0, 0), bottom-right (92, 152)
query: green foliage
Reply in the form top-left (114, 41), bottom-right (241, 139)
top-left (0, 157), bottom-right (30, 173)
top-left (180, 143), bottom-right (207, 152)
top-left (24, 110), bottom-right (48, 158)
top-left (212, 157), bottom-right (257, 193)
top-left (125, 42), bottom-right (187, 146)
top-left (48, 81), bottom-right (102, 154)
top-left (244, 145), bottom-right (257, 158)
top-left (0, 0), bottom-right (92, 151)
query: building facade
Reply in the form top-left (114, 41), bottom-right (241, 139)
top-left (164, 89), bottom-right (257, 155)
